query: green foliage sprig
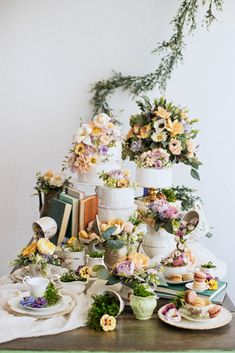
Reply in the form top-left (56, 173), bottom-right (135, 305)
top-left (60, 270), bottom-right (86, 282)
top-left (44, 282), bottom-right (61, 306)
top-left (88, 251), bottom-right (104, 258)
top-left (90, 0), bottom-right (223, 114)
top-left (162, 186), bottom-right (201, 211)
top-left (87, 294), bottom-right (119, 331)
top-left (133, 284), bottom-right (155, 298)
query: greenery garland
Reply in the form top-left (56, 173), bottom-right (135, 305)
top-left (90, 0), bottom-right (223, 114)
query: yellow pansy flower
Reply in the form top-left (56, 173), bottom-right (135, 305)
top-left (22, 242), bottom-right (37, 257)
top-left (166, 119), bottom-right (184, 136)
top-left (100, 314), bottom-right (116, 332)
top-left (74, 143), bottom-right (85, 155)
top-left (79, 266), bottom-right (91, 280)
top-left (206, 279), bottom-right (218, 290)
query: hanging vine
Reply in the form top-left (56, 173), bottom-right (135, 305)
top-left (90, 0), bottom-right (223, 114)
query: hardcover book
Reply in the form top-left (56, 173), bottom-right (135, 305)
top-left (59, 192), bottom-right (79, 237)
top-left (65, 186), bottom-right (85, 200)
top-left (79, 195), bottom-right (98, 231)
top-left (48, 198), bottom-right (72, 245)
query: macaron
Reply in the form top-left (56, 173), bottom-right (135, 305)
top-left (184, 290), bottom-right (197, 304)
top-left (208, 305), bottom-right (221, 318)
top-left (194, 271), bottom-right (207, 282)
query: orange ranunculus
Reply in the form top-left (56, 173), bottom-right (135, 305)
top-left (138, 124), bottom-right (151, 139)
top-left (22, 242), bottom-right (37, 257)
top-left (166, 119), bottom-right (184, 136)
top-left (154, 106), bottom-right (171, 120)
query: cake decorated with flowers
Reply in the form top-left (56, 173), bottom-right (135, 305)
top-left (67, 113), bottom-right (122, 185)
top-left (97, 168), bottom-right (137, 222)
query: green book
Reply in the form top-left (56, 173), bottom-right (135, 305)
top-left (59, 192), bottom-right (79, 238)
top-left (156, 280), bottom-right (227, 301)
top-left (48, 198), bottom-right (72, 245)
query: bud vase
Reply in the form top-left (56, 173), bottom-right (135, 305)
top-left (142, 227), bottom-right (175, 263)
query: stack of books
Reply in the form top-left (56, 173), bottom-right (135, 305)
top-left (155, 280), bottom-right (227, 305)
top-left (48, 187), bottom-right (98, 245)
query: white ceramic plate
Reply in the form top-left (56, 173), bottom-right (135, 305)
top-left (11, 266), bottom-right (67, 282)
top-left (185, 282), bottom-right (209, 292)
top-left (179, 307), bottom-right (211, 322)
top-left (8, 294), bottom-right (73, 318)
top-left (165, 278), bottom-right (193, 285)
top-left (20, 296), bottom-right (63, 312)
top-left (158, 304), bottom-right (232, 330)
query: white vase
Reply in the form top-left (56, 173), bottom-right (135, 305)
top-left (63, 249), bottom-right (86, 271)
top-left (135, 166), bottom-right (173, 188)
top-left (142, 227), bottom-right (175, 263)
top-left (86, 255), bottom-right (105, 276)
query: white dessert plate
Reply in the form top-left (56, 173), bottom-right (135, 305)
top-left (158, 304), bottom-right (232, 330)
top-left (165, 277), bottom-right (193, 285)
top-left (11, 266), bottom-right (67, 282)
top-left (19, 296), bottom-right (63, 312)
top-left (179, 307), bottom-right (211, 322)
top-left (185, 282), bottom-right (209, 292)
top-left (8, 294), bottom-right (73, 318)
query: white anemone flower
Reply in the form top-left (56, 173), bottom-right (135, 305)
top-left (153, 119), bottom-right (166, 132)
top-left (74, 124), bottom-right (92, 145)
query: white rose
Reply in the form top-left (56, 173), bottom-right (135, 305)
top-left (93, 113), bottom-right (110, 128)
top-left (123, 222), bottom-right (134, 234)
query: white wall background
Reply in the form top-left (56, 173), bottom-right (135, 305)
top-left (0, 0), bottom-right (234, 301)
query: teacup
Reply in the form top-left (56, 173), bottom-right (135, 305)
top-left (23, 276), bottom-right (50, 298)
top-left (183, 298), bottom-right (212, 318)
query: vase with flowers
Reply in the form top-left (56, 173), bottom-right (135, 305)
top-left (140, 199), bottom-right (181, 262)
top-left (122, 96), bottom-right (201, 188)
top-left (34, 170), bottom-right (71, 217)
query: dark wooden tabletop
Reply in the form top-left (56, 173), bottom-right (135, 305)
top-left (0, 296), bottom-right (234, 352)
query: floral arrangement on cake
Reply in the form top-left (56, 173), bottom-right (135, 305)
top-left (100, 218), bottom-right (147, 250)
top-left (122, 96), bottom-right (201, 179)
top-left (99, 168), bottom-right (137, 188)
top-left (141, 199), bottom-right (180, 233)
top-left (67, 113), bottom-right (121, 175)
top-left (11, 238), bottom-right (62, 275)
top-left (34, 170), bottom-right (71, 194)
top-left (161, 250), bottom-right (188, 268)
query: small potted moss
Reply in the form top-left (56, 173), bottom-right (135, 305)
top-left (130, 284), bottom-right (157, 320)
top-left (86, 251), bottom-right (105, 277)
top-left (63, 237), bottom-right (85, 271)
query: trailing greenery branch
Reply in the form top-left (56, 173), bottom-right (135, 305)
top-left (90, 0), bottom-right (223, 114)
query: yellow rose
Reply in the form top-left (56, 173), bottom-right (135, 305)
top-left (43, 170), bottom-right (54, 181)
top-left (100, 314), bottom-right (116, 332)
top-left (22, 242), bottom-right (37, 257)
top-left (166, 119), bottom-right (184, 136)
top-left (169, 138), bottom-right (182, 155)
top-left (154, 107), bottom-right (171, 120)
top-left (74, 143), bottom-right (85, 155)
top-left (138, 124), bottom-right (151, 139)
top-left (79, 230), bottom-right (89, 239)
top-left (37, 238), bottom-right (56, 256)
top-left (67, 237), bottom-right (77, 246)
top-left (128, 253), bottom-right (149, 269)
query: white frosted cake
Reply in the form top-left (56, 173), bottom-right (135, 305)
top-left (135, 166), bottom-right (173, 188)
top-left (97, 168), bottom-right (136, 222)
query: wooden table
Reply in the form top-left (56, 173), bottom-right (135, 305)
top-left (0, 296), bottom-right (234, 352)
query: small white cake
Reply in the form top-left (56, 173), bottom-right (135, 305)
top-left (98, 204), bottom-right (137, 222)
top-left (96, 186), bottom-right (135, 209)
top-left (136, 166), bottom-right (173, 188)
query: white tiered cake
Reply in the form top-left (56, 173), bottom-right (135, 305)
top-left (96, 169), bottom-right (136, 222)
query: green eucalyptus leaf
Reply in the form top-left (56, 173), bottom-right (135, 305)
top-left (191, 168), bottom-right (200, 180)
top-left (205, 232), bottom-right (213, 238)
top-left (102, 226), bottom-right (117, 240)
top-left (95, 267), bottom-right (110, 280)
top-left (106, 239), bottom-right (125, 249)
top-left (163, 221), bottom-right (173, 234)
